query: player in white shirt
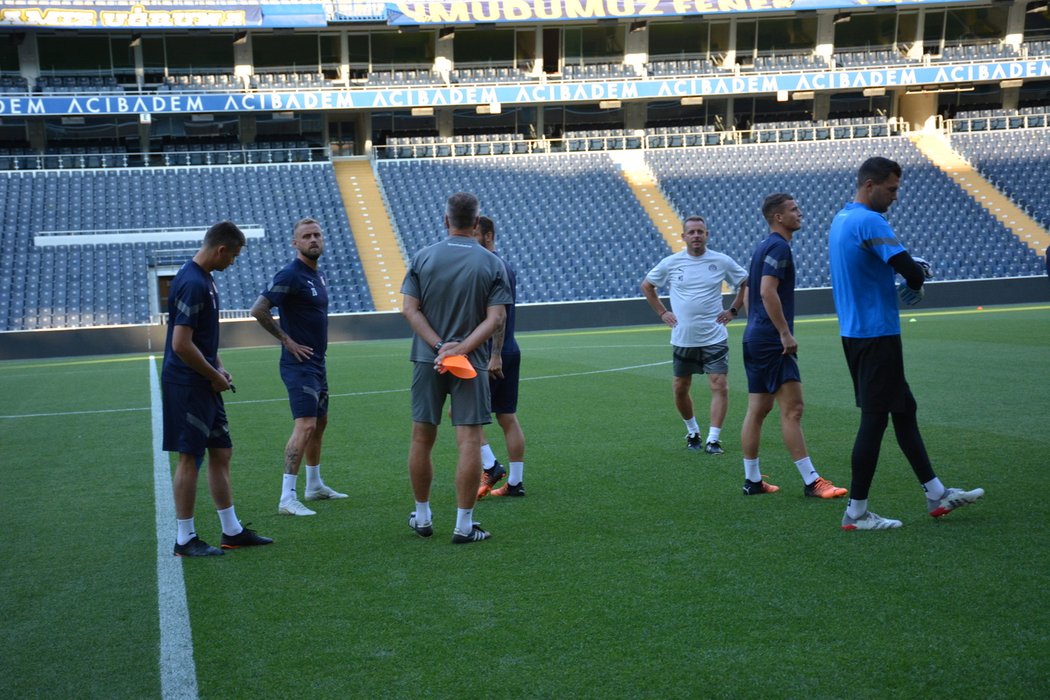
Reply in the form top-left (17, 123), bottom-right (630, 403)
top-left (642, 216), bottom-right (748, 454)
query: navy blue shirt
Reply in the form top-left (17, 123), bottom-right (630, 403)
top-left (498, 253), bottom-right (519, 355)
top-left (743, 232), bottom-right (795, 345)
top-left (162, 260), bottom-right (221, 387)
top-left (261, 258), bottom-right (328, 369)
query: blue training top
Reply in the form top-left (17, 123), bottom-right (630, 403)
top-left (162, 259), bottom-right (221, 387)
top-left (743, 232), bottom-right (795, 345)
top-left (497, 253), bottom-right (519, 355)
top-left (828, 202), bottom-right (907, 338)
top-left (261, 258), bottom-right (329, 368)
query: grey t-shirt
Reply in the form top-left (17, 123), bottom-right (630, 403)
top-left (401, 235), bottom-right (513, 368)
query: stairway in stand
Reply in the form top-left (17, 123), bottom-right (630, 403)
top-left (332, 158), bottom-right (408, 311)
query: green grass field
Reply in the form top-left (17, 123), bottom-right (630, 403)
top-left (2, 305), bottom-right (1048, 699)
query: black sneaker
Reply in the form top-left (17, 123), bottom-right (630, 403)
top-left (742, 477), bottom-right (780, 496)
top-left (477, 461), bottom-right (507, 499)
top-left (490, 481), bottom-right (526, 497)
top-left (452, 523), bottom-right (491, 544)
top-left (704, 440), bottom-right (724, 455)
top-left (686, 433), bottom-right (703, 450)
top-left (408, 511), bottom-right (433, 538)
top-left (220, 524), bottom-right (274, 549)
top-left (174, 536), bottom-right (223, 557)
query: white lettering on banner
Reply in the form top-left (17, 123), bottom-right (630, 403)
top-left (5, 61), bottom-right (1050, 116)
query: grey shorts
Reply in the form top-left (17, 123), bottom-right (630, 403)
top-left (673, 343), bottom-right (729, 377)
top-left (411, 361), bottom-right (492, 426)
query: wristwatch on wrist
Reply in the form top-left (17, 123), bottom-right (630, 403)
top-left (433, 340), bottom-right (445, 352)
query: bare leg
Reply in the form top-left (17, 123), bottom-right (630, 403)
top-left (454, 424), bottom-right (484, 509)
top-left (205, 447), bottom-right (233, 510)
top-left (707, 373), bottom-right (728, 429)
top-left (408, 422), bottom-right (437, 503)
top-left (496, 412), bottom-right (525, 462)
top-left (284, 416), bottom-right (317, 474)
top-left (172, 453), bottom-right (201, 520)
top-left (775, 381), bottom-right (808, 462)
top-left (673, 375), bottom-right (694, 421)
top-left (741, 393), bottom-right (775, 460)
top-left (304, 415), bottom-right (327, 466)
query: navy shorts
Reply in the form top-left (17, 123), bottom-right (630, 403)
top-left (841, 335), bottom-right (915, 413)
top-left (673, 343), bottom-right (729, 377)
top-left (743, 341), bottom-right (801, 394)
top-left (490, 352), bottom-right (521, 414)
top-left (162, 381), bottom-right (232, 458)
top-left (280, 363), bottom-right (329, 419)
top-left (411, 361), bottom-right (491, 426)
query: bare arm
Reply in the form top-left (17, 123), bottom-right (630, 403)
top-left (401, 293), bottom-right (442, 350)
top-left (250, 294), bottom-right (313, 362)
top-left (172, 324), bottom-right (231, 392)
top-left (641, 279), bottom-right (676, 327)
top-left (759, 275), bottom-right (797, 355)
top-left (488, 314), bottom-right (507, 378)
top-left (716, 280), bottom-right (748, 325)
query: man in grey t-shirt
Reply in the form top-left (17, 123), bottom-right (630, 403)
top-left (400, 192), bottom-right (513, 545)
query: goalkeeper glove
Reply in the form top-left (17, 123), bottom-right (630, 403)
top-left (912, 255), bottom-right (934, 280)
top-left (898, 281), bottom-right (925, 306)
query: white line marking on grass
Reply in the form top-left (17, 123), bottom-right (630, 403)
top-left (0, 406), bottom-right (149, 419)
top-left (149, 356), bottom-right (200, 700)
top-left (523, 360), bottom-right (670, 381)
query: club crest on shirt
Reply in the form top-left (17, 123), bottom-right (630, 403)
top-left (709, 264), bottom-right (718, 272)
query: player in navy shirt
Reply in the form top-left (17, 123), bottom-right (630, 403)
top-left (829, 157), bottom-right (984, 531)
top-left (163, 220), bottom-right (273, 557)
top-left (473, 216), bottom-right (529, 500)
top-left (251, 218), bottom-right (347, 517)
top-left (739, 194), bottom-right (847, 500)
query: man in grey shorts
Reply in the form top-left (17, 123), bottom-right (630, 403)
top-left (400, 192), bottom-right (513, 544)
top-left (642, 215), bottom-right (748, 455)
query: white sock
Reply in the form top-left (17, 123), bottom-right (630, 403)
top-left (176, 518), bottom-right (196, 546)
top-left (455, 507), bottom-right (474, 534)
top-left (684, 417), bottom-right (700, 435)
top-left (281, 473), bottom-right (298, 502)
top-left (847, 498), bottom-right (868, 519)
top-left (794, 456), bottom-right (818, 486)
top-left (480, 443), bottom-right (497, 469)
top-left (217, 505), bottom-right (242, 536)
top-left (414, 501), bottom-right (431, 524)
top-left (508, 461), bottom-right (524, 485)
top-left (706, 426), bottom-right (721, 443)
top-left (923, 477), bottom-right (946, 501)
top-left (744, 458), bottom-right (761, 483)
top-left (305, 464), bottom-right (323, 490)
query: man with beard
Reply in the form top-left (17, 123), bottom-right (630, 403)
top-left (251, 218), bottom-right (348, 517)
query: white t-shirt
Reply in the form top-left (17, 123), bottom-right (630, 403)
top-left (646, 249), bottom-right (748, 347)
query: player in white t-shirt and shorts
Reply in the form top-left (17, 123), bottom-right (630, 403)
top-left (642, 216), bottom-right (748, 455)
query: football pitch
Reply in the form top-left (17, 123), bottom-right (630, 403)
top-left (2, 304), bottom-right (1048, 699)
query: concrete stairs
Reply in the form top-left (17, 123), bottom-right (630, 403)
top-left (609, 151), bottom-right (683, 254)
top-left (910, 132), bottom-right (1048, 255)
top-left (332, 158), bottom-right (407, 312)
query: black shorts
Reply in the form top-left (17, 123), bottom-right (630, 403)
top-left (490, 352), bottom-right (520, 415)
top-left (280, 363), bottom-right (329, 419)
top-left (162, 381), bottom-right (232, 457)
top-left (742, 341), bottom-right (800, 394)
top-left (841, 335), bottom-right (915, 413)
top-left (673, 343), bottom-right (729, 377)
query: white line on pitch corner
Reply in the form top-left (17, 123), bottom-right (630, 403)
top-left (149, 356), bottom-right (199, 700)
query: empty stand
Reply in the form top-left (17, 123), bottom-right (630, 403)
top-left (646, 136), bottom-right (1045, 287)
top-left (376, 153), bottom-right (671, 304)
top-left (0, 163), bottom-right (374, 331)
